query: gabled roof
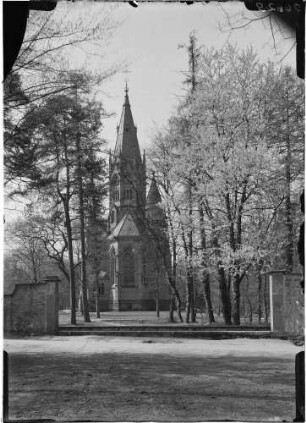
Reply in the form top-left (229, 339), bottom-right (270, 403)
top-left (110, 212), bottom-right (140, 239)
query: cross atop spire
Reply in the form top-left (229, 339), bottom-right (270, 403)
top-left (124, 81), bottom-right (129, 105)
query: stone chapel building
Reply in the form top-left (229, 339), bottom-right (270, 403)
top-left (107, 87), bottom-right (170, 311)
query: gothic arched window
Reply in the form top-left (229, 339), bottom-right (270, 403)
top-left (122, 246), bottom-right (135, 287)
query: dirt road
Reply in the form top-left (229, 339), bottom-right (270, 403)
top-left (5, 336), bottom-right (301, 421)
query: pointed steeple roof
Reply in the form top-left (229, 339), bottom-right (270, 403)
top-left (146, 173), bottom-right (162, 206)
top-left (114, 85), bottom-right (141, 161)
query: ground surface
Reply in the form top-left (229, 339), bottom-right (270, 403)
top-left (59, 310), bottom-right (269, 326)
top-left (5, 336), bottom-right (301, 422)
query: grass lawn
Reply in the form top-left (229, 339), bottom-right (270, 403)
top-left (5, 337), bottom-right (299, 421)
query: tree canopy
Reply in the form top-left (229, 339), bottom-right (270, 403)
top-left (149, 39), bottom-right (304, 324)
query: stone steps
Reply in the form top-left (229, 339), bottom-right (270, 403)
top-left (58, 324), bottom-right (270, 331)
top-left (57, 325), bottom-right (271, 339)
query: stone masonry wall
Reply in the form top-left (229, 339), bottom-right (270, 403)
top-left (269, 271), bottom-right (304, 335)
top-left (4, 276), bottom-right (60, 336)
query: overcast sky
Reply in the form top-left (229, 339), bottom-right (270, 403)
top-left (66, 2), bottom-right (296, 152)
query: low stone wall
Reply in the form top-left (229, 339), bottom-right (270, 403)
top-left (269, 271), bottom-right (304, 335)
top-left (4, 276), bottom-right (60, 336)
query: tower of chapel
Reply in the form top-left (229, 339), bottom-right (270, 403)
top-left (108, 86), bottom-right (170, 311)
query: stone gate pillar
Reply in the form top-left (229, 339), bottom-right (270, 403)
top-left (4, 275), bottom-right (60, 336)
top-left (268, 271), bottom-right (304, 335)
top-left (42, 275), bottom-right (60, 334)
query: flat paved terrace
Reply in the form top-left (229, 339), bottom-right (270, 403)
top-left (59, 310), bottom-right (271, 326)
top-left (4, 336), bottom-right (301, 422)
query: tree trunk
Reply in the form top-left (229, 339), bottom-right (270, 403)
top-left (285, 162), bottom-right (294, 271)
top-left (218, 266), bottom-right (232, 325)
top-left (95, 270), bottom-right (100, 319)
top-left (156, 288), bottom-right (160, 317)
top-left (184, 254), bottom-right (196, 324)
top-left (189, 268), bottom-right (195, 323)
top-left (59, 146), bottom-right (76, 326)
top-left (186, 268), bottom-right (192, 323)
top-left (203, 271), bottom-right (215, 323)
top-left (169, 294), bottom-right (176, 323)
top-left (168, 273), bottom-right (183, 322)
top-left (198, 204), bottom-right (215, 323)
top-left (263, 275), bottom-right (269, 323)
top-left (95, 292), bottom-right (100, 318)
top-left (75, 102), bottom-right (90, 323)
top-left (88, 163), bottom-right (102, 319)
top-left (164, 257), bottom-right (183, 323)
top-left (188, 268), bottom-right (196, 323)
top-left (186, 181), bottom-right (196, 323)
top-left (79, 293), bottom-right (84, 315)
top-left (172, 285), bottom-right (183, 322)
top-left (168, 207), bottom-right (178, 322)
top-left (182, 230), bottom-right (195, 323)
top-left (217, 287), bottom-right (221, 317)
top-left (232, 274), bottom-right (241, 325)
top-left (65, 204), bottom-right (77, 325)
top-left (257, 271), bottom-right (263, 324)
top-left (285, 103), bottom-right (294, 272)
top-left (78, 202), bottom-right (90, 322)
top-left (176, 299), bottom-right (183, 322)
top-left (212, 231), bottom-right (231, 325)
top-left (248, 299), bottom-right (253, 324)
top-left (227, 273), bottom-right (232, 319)
top-left (192, 286), bottom-right (197, 322)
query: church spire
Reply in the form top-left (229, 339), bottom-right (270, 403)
top-left (114, 85), bottom-right (140, 161)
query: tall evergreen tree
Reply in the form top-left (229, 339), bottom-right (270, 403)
top-left (6, 73), bottom-right (108, 325)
